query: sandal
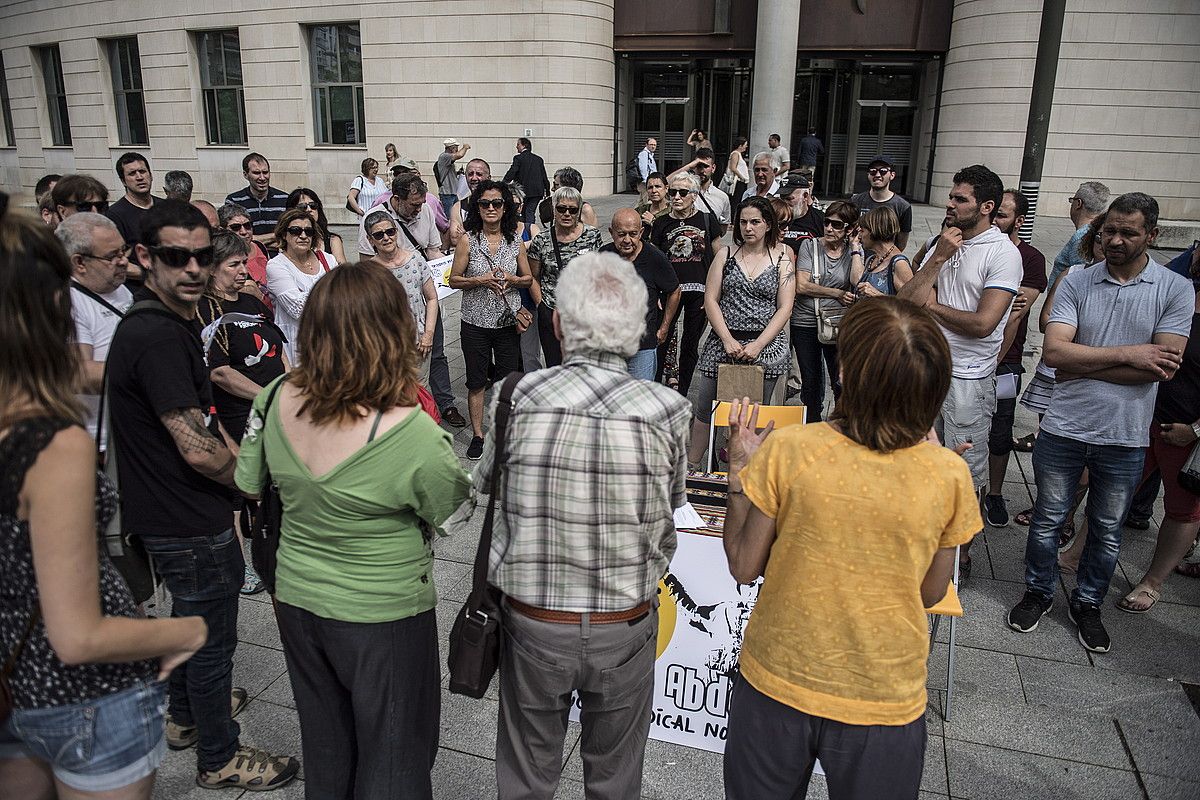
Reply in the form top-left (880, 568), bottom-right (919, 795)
top-left (1015, 507), bottom-right (1035, 526)
top-left (1116, 584), bottom-right (1161, 614)
top-left (1013, 433), bottom-right (1037, 452)
top-left (1057, 519), bottom-right (1076, 551)
top-left (1175, 561), bottom-right (1200, 579)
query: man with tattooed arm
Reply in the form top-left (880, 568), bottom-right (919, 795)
top-left (106, 199), bottom-right (299, 791)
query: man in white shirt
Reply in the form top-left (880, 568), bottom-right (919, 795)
top-left (898, 164), bottom-right (1023, 580)
top-left (56, 213), bottom-right (135, 446)
top-left (741, 152), bottom-right (782, 201)
top-left (669, 147), bottom-right (731, 236)
top-left (767, 133), bottom-right (790, 174)
top-left (637, 138), bottom-right (658, 186)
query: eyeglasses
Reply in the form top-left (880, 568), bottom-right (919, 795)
top-left (555, 205), bottom-right (580, 214)
top-left (147, 245), bottom-right (215, 268)
top-left (74, 200), bottom-right (109, 213)
top-left (286, 226), bottom-right (315, 238)
top-left (666, 188), bottom-right (692, 198)
top-left (867, 168), bottom-right (891, 177)
top-left (1068, 197), bottom-right (1082, 204)
top-left (478, 199), bottom-right (507, 210)
top-left (80, 246), bottom-right (131, 264)
top-left (824, 219), bottom-right (849, 231)
top-left (295, 202), bottom-right (318, 211)
top-left (369, 227), bottom-right (398, 241)
top-left (226, 222), bottom-right (252, 233)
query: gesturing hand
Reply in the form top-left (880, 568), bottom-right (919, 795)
top-left (728, 397), bottom-right (775, 477)
top-left (932, 227), bottom-right (964, 264)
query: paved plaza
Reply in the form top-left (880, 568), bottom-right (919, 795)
top-left (149, 199), bottom-right (1199, 800)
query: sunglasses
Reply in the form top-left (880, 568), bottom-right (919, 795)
top-left (286, 226), bottom-right (315, 238)
top-left (148, 244), bottom-right (215, 268)
top-left (478, 199), bottom-right (506, 210)
top-left (74, 200), bottom-right (109, 213)
top-left (369, 227), bottom-right (398, 241)
top-left (666, 188), bottom-right (692, 198)
top-left (226, 222), bottom-right (252, 233)
top-left (824, 219), bottom-right (849, 231)
top-left (555, 205), bottom-right (580, 214)
top-left (295, 202), bottom-right (318, 211)
top-left (867, 168), bottom-right (891, 177)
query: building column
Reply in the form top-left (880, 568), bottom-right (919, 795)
top-left (750, 0), bottom-right (801, 159)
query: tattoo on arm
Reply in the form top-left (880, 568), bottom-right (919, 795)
top-left (161, 408), bottom-right (220, 455)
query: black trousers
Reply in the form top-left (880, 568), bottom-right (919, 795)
top-left (724, 675), bottom-right (926, 800)
top-left (791, 325), bottom-right (841, 423)
top-left (275, 603), bottom-right (441, 800)
top-left (538, 302), bottom-right (563, 368)
top-left (657, 291), bottom-right (706, 396)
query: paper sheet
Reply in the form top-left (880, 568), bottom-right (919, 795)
top-left (673, 503), bottom-right (706, 530)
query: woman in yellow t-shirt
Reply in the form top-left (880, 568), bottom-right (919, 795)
top-left (721, 297), bottom-right (981, 800)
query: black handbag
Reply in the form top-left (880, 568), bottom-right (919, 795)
top-left (447, 372), bottom-right (523, 698)
top-left (249, 376), bottom-right (290, 594)
top-left (1178, 440), bottom-right (1200, 497)
top-left (0, 608), bottom-right (40, 724)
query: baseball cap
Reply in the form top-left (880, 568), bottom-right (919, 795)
top-left (443, 138), bottom-right (459, 147)
top-left (868, 155), bottom-right (895, 169)
top-left (779, 174), bottom-right (811, 196)
top-left (391, 157), bottom-right (419, 174)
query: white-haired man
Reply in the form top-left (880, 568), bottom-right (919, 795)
top-left (473, 252), bottom-right (691, 800)
top-left (57, 212), bottom-right (133, 447)
top-left (741, 151), bottom-right (782, 201)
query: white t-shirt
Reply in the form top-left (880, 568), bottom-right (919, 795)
top-left (769, 145), bottom-right (790, 169)
top-left (919, 226), bottom-right (1022, 379)
top-left (696, 184), bottom-right (732, 226)
top-left (71, 284), bottom-right (134, 444)
top-left (266, 251), bottom-right (338, 364)
top-left (351, 175), bottom-right (388, 215)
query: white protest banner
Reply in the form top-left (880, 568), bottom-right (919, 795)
top-left (426, 253), bottom-right (457, 300)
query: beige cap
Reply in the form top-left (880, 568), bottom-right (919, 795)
top-left (442, 138), bottom-right (459, 147)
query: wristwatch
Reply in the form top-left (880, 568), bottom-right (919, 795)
top-left (1190, 422), bottom-right (1200, 440)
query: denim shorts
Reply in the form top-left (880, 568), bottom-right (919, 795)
top-left (0, 680), bottom-right (166, 792)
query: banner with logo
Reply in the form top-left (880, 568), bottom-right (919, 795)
top-left (570, 529), bottom-right (760, 754)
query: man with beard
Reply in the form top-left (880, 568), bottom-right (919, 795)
top-left (1009, 193), bottom-right (1192, 653)
top-left (899, 164), bottom-right (1022, 582)
top-left (983, 190), bottom-right (1048, 527)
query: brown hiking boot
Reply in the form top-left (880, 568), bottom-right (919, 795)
top-left (196, 746), bottom-right (299, 791)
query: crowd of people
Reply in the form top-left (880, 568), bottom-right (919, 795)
top-left (1, 131), bottom-right (1197, 800)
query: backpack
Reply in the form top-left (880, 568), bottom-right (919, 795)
top-left (625, 155), bottom-right (641, 189)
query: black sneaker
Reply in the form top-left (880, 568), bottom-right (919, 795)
top-left (442, 407), bottom-right (466, 428)
top-left (1007, 591), bottom-right (1053, 633)
top-left (1124, 516), bottom-right (1150, 531)
top-left (1067, 600), bottom-right (1111, 653)
top-left (466, 436), bottom-right (485, 460)
top-left (984, 494), bottom-right (1009, 527)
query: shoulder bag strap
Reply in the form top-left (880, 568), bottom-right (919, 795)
top-left (550, 227), bottom-right (567, 273)
top-left (696, 189), bottom-right (717, 219)
top-left (314, 250), bottom-right (330, 273)
top-left (2, 607), bottom-right (41, 681)
top-left (71, 281), bottom-right (127, 318)
top-left (468, 372), bottom-right (524, 604)
top-left (397, 218), bottom-right (424, 252)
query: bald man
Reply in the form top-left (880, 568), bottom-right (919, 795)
top-left (600, 208), bottom-right (680, 379)
top-left (191, 199), bottom-right (219, 228)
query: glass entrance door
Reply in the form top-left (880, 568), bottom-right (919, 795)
top-left (852, 101), bottom-right (918, 195)
top-left (633, 99), bottom-right (689, 177)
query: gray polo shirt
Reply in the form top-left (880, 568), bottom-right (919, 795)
top-left (1042, 260), bottom-right (1194, 448)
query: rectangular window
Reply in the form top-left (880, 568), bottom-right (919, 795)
top-left (106, 38), bottom-right (149, 146)
top-left (0, 52), bottom-right (15, 147)
top-left (309, 23), bottom-right (364, 146)
top-left (197, 29), bottom-right (247, 146)
top-left (37, 45), bottom-right (71, 146)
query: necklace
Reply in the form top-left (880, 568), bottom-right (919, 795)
top-left (738, 246), bottom-right (774, 281)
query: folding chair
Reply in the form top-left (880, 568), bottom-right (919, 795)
top-left (706, 401), bottom-right (808, 472)
top-left (926, 547), bottom-right (963, 721)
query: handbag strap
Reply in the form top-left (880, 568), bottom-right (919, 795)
top-left (468, 372), bottom-right (524, 607)
top-left (550, 227), bottom-right (568, 273)
top-left (71, 280), bottom-right (127, 318)
top-left (397, 218), bottom-right (424, 252)
top-left (2, 607), bottom-right (41, 681)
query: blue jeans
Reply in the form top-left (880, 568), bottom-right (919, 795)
top-left (439, 193), bottom-right (458, 220)
top-left (0, 681), bottom-right (166, 792)
top-left (627, 348), bottom-right (657, 380)
top-left (1024, 431), bottom-right (1145, 606)
top-left (140, 528), bottom-right (242, 771)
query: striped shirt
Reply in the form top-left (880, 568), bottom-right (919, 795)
top-left (476, 351), bottom-right (691, 612)
top-left (224, 185), bottom-right (291, 237)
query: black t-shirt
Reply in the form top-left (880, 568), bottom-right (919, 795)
top-left (105, 196), bottom-right (160, 264)
top-left (650, 211), bottom-right (723, 292)
top-left (197, 294), bottom-right (287, 440)
top-left (1002, 241), bottom-right (1049, 365)
top-left (600, 242), bottom-right (680, 351)
top-left (849, 191), bottom-right (913, 234)
top-left (107, 288), bottom-right (233, 538)
top-left (1156, 312), bottom-right (1200, 425)
top-left (782, 207), bottom-right (826, 257)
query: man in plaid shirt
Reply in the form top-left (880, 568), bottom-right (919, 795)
top-left (471, 251), bottom-right (691, 799)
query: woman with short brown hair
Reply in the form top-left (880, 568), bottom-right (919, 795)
top-left (236, 261), bottom-right (470, 800)
top-left (722, 297), bottom-right (980, 800)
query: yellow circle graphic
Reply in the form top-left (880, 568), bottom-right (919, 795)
top-left (655, 578), bottom-right (677, 659)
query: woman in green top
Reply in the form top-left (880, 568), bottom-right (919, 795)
top-left (235, 261), bottom-right (470, 800)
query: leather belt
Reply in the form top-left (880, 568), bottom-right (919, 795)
top-left (508, 598), bottom-right (652, 625)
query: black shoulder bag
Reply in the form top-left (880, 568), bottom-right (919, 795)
top-left (249, 375), bottom-right (290, 594)
top-left (448, 371), bottom-right (523, 699)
